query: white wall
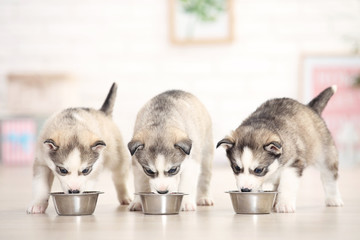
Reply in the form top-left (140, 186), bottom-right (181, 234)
top-left (1, 0), bottom-right (359, 163)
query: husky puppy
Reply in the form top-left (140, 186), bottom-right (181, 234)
top-left (27, 83), bottom-right (132, 214)
top-left (128, 90), bottom-right (214, 211)
top-left (217, 86), bottom-right (343, 213)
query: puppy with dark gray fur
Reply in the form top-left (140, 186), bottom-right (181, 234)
top-left (27, 83), bottom-right (132, 214)
top-left (217, 86), bottom-right (343, 213)
top-left (128, 90), bottom-right (214, 211)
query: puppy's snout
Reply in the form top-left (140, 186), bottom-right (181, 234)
top-left (68, 189), bottom-right (80, 194)
top-left (241, 188), bottom-right (252, 192)
top-left (157, 190), bottom-right (169, 194)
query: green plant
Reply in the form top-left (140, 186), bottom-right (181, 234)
top-left (354, 74), bottom-right (360, 87)
top-left (180, 0), bottom-right (226, 22)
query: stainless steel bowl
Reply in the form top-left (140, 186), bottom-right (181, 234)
top-left (226, 191), bottom-right (278, 214)
top-left (50, 191), bottom-right (103, 216)
top-left (136, 192), bottom-right (187, 215)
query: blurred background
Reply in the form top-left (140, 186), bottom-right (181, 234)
top-left (0, 0), bottom-right (359, 167)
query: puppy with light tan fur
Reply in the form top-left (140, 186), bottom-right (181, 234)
top-left (27, 83), bottom-right (132, 214)
top-left (217, 86), bottom-right (343, 213)
top-left (128, 90), bottom-right (214, 211)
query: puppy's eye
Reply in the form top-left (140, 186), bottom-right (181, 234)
top-left (253, 167), bottom-right (265, 175)
top-left (57, 166), bottom-right (69, 175)
top-left (167, 166), bottom-right (180, 175)
top-left (143, 167), bottom-right (156, 177)
top-left (232, 165), bottom-right (242, 174)
top-left (82, 166), bottom-right (92, 176)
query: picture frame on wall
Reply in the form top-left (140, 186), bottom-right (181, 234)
top-left (0, 118), bottom-right (37, 166)
top-left (299, 54), bottom-right (360, 167)
top-left (169, 0), bottom-right (234, 45)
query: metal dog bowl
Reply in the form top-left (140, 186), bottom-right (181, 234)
top-left (226, 191), bottom-right (278, 214)
top-left (50, 191), bottom-right (103, 216)
top-left (136, 192), bottom-right (187, 215)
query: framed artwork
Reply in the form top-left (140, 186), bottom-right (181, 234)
top-left (0, 118), bottom-right (37, 166)
top-left (169, 0), bottom-right (234, 44)
top-left (300, 54), bottom-right (360, 166)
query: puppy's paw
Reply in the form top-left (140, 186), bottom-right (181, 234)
top-left (325, 197), bottom-right (344, 207)
top-left (27, 201), bottom-right (48, 214)
top-left (119, 196), bottom-right (133, 205)
top-left (274, 201), bottom-right (296, 213)
top-left (182, 200), bottom-right (197, 211)
top-left (197, 196), bottom-right (214, 206)
top-left (128, 200), bottom-right (142, 211)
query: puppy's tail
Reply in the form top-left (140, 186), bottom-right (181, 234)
top-left (100, 82), bottom-right (117, 116)
top-left (307, 85), bottom-right (336, 115)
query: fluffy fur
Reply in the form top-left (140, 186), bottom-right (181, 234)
top-left (128, 90), bottom-right (214, 211)
top-left (27, 83), bottom-right (132, 214)
top-left (217, 86), bottom-right (343, 213)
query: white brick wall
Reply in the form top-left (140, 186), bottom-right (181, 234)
top-left (0, 0), bottom-right (359, 163)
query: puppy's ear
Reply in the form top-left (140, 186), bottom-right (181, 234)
top-left (44, 139), bottom-right (59, 151)
top-left (264, 142), bottom-right (282, 156)
top-left (216, 137), bottom-right (235, 150)
top-left (91, 141), bottom-right (106, 153)
top-left (174, 138), bottom-right (192, 155)
top-left (128, 140), bottom-right (144, 156)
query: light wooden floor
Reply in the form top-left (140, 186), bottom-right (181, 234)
top-left (0, 165), bottom-right (359, 240)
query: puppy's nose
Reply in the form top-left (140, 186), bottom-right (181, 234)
top-left (68, 189), bottom-right (80, 194)
top-left (157, 190), bottom-right (169, 194)
top-left (241, 188), bottom-right (251, 192)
